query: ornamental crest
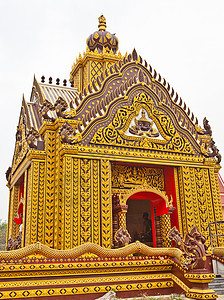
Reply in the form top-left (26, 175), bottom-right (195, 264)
top-left (91, 92), bottom-right (194, 154)
top-left (127, 109), bottom-right (160, 139)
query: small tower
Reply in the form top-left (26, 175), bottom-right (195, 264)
top-left (70, 15), bottom-right (121, 92)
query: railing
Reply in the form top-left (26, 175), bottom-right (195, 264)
top-left (209, 221), bottom-right (224, 252)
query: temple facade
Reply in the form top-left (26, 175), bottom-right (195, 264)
top-left (1, 15), bottom-right (224, 300)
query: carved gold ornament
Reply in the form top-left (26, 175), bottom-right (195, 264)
top-left (111, 165), bottom-right (164, 190)
top-left (91, 93), bottom-right (194, 154)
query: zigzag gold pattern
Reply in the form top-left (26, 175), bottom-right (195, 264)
top-left (80, 159), bottom-right (91, 243)
top-left (92, 159), bottom-right (100, 244)
top-left (182, 166), bottom-right (194, 231)
top-left (37, 162), bottom-right (45, 243)
top-left (7, 185), bottom-right (19, 241)
top-left (30, 161), bottom-right (39, 243)
top-left (0, 241), bottom-right (184, 261)
top-left (25, 168), bottom-right (31, 245)
top-left (189, 167), bottom-right (200, 230)
top-left (63, 156), bottom-right (73, 249)
top-left (174, 167), bottom-right (183, 236)
top-left (73, 158), bottom-right (79, 247)
top-left (53, 132), bottom-right (61, 249)
top-left (44, 131), bottom-right (56, 247)
top-left (101, 160), bottom-right (112, 248)
top-left (176, 166), bottom-right (220, 246)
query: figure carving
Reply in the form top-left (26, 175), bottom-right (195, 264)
top-left (27, 127), bottom-right (39, 149)
top-left (54, 96), bottom-right (76, 119)
top-left (16, 126), bottom-right (22, 153)
top-left (168, 226), bottom-right (184, 250)
top-left (114, 228), bottom-right (131, 246)
top-left (13, 232), bottom-right (22, 250)
top-left (6, 236), bottom-right (15, 251)
top-left (40, 99), bottom-right (55, 121)
top-left (203, 117), bottom-right (212, 136)
top-left (5, 166), bottom-right (12, 182)
top-left (59, 122), bottom-right (82, 144)
top-left (206, 139), bottom-right (221, 164)
top-left (129, 109), bottom-right (159, 138)
top-left (168, 226), bottom-right (208, 269)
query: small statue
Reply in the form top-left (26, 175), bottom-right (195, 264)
top-left (168, 226), bottom-right (208, 270)
top-left (114, 227), bottom-right (131, 246)
top-left (13, 232), bottom-right (22, 250)
top-left (54, 97), bottom-right (76, 119)
top-left (5, 167), bottom-right (12, 182)
top-left (168, 226), bottom-right (183, 250)
top-left (27, 127), bottom-right (39, 149)
top-left (129, 109), bottom-right (159, 138)
top-left (59, 122), bottom-right (82, 144)
top-left (203, 117), bottom-right (212, 136)
top-left (40, 100), bottom-right (55, 121)
top-left (6, 236), bottom-right (15, 251)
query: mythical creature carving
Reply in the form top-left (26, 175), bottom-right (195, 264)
top-left (196, 118), bottom-right (221, 163)
top-left (114, 227), bottom-right (131, 246)
top-left (5, 166), bottom-right (12, 182)
top-left (27, 127), bottom-right (40, 149)
top-left (206, 139), bottom-right (221, 164)
top-left (6, 236), bottom-right (15, 251)
top-left (168, 226), bottom-right (183, 250)
top-left (203, 117), bottom-right (212, 136)
top-left (59, 122), bottom-right (82, 144)
top-left (54, 96), bottom-right (76, 119)
top-left (40, 99), bottom-right (55, 121)
top-left (129, 109), bottom-right (159, 138)
top-left (13, 232), bottom-right (22, 250)
top-left (168, 226), bottom-right (208, 270)
top-left (6, 233), bottom-right (22, 251)
top-left (15, 126), bottom-right (22, 153)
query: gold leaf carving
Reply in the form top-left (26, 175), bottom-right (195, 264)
top-left (112, 165), bottom-right (164, 190)
top-left (91, 93), bottom-right (194, 154)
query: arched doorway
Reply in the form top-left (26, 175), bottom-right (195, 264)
top-left (112, 187), bottom-right (173, 248)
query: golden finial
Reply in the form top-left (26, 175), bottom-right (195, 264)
top-left (98, 14), bottom-right (106, 31)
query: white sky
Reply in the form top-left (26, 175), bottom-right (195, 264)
top-left (0, 0), bottom-right (224, 221)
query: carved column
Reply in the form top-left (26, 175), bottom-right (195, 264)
top-left (160, 214), bottom-right (172, 247)
top-left (118, 206), bottom-right (128, 229)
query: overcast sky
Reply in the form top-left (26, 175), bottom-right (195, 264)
top-left (0, 0), bottom-right (224, 221)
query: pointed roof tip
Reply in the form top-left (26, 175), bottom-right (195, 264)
top-left (98, 14), bottom-right (106, 31)
top-left (132, 48), bottom-right (137, 61)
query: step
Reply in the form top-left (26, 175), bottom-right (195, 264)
top-left (209, 276), bottom-right (224, 295)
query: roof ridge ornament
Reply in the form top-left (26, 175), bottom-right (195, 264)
top-left (98, 14), bottom-right (106, 31)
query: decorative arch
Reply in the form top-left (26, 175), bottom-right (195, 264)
top-left (120, 183), bottom-right (172, 209)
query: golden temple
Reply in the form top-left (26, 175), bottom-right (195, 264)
top-left (1, 15), bottom-right (224, 300)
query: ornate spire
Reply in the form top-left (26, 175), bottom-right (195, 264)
top-left (98, 15), bottom-right (106, 31)
top-left (86, 15), bottom-right (118, 54)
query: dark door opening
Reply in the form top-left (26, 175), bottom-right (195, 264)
top-left (126, 198), bottom-right (153, 247)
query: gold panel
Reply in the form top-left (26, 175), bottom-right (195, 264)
top-left (101, 159), bottom-right (112, 248)
top-left (44, 131), bottom-right (56, 248)
top-left (8, 185), bottom-right (20, 240)
top-left (80, 159), bottom-right (92, 243)
top-left (73, 158), bottom-right (79, 247)
top-left (111, 165), bottom-right (164, 190)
